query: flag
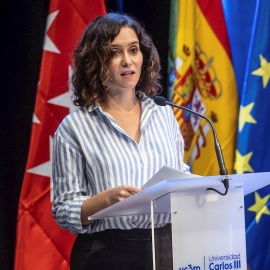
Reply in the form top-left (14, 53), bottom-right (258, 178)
top-left (168, 0), bottom-right (238, 176)
top-left (222, 0), bottom-right (257, 99)
top-left (14, 1), bottom-right (106, 269)
top-left (234, 0), bottom-right (270, 268)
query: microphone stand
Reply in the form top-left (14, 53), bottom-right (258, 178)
top-left (164, 99), bottom-right (229, 195)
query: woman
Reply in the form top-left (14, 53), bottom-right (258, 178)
top-left (52, 13), bottom-right (189, 270)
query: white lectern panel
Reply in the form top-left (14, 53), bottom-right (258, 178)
top-left (171, 188), bottom-right (246, 270)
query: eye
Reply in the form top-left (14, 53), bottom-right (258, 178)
top-left (112, 50), bottom-right (119, 57)
top-left (130, 47), bottom-right (138, 54)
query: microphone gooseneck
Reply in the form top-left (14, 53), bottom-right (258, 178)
top-left (153, 96), bottom-right (229, 196)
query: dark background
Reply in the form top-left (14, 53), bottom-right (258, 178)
top-left (1, 1), bottom-right (170, 269)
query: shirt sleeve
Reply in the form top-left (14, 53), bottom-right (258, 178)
top-left (52, 133), bottom-right (91, 235)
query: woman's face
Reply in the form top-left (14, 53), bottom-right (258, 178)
top-left (107, 27), bottom-right (143, 95)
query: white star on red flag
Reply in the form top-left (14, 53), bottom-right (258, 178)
top-left (27, 136), bottom-right (54, 201)
top-left (43, 10), bottom-right (60, 54)
top-left (47, 66), bottom-right (77, 113)
top-left (32, 113), bottom-right (41, 124)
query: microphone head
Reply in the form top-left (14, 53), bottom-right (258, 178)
top-left (153, 96), bottom-right (168, 106)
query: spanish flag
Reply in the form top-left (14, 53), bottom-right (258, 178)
top-left (168, 0), bottom-right (238, 176)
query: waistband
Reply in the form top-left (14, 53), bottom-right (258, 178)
top-left (77, 224), bottom-right (171, 241)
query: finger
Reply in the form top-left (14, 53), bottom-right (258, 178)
top-left (124, 186), bottom-right (142, 194)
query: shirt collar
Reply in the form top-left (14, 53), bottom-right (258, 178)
top-left (87, 102), bottom-right (104, 113)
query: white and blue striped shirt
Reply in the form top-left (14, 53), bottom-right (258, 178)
top-left (52, 92), bottom-right (189, 235)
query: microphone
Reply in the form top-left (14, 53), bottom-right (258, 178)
top-left (153, 96), bottom-right (229, 195)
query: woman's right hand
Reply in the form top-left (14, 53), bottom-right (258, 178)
top-left (81, 185), bottom-right (142, 226)
top-left (106, 185), bottom-right (142, 205)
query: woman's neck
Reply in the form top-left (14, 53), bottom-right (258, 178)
top-left (101, 90), bottom-right (140, 113)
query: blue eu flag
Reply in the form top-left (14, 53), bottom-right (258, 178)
top-left (234, 0), bottom-right (270, 269)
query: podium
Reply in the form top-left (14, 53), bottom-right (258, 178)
top-left (91, 172), bottom-right (270, 270)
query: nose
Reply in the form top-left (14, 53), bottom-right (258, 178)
top-left (121, 52), bottom-right (132, 67)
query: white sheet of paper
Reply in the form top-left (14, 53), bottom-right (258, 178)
top-left (141, 165), bottom-right (200, 189)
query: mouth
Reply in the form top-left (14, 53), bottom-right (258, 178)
top-left (121, 71), bottom-right (135, 76)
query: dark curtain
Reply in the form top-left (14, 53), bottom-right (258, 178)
top-left (0, 0), bottom-right (170, 269)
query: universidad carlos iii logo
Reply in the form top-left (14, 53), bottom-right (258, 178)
top-left (178, 253), bottom-right (242, 270)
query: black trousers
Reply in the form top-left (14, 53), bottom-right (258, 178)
top-left (70, 224), bottom-right (173, 270)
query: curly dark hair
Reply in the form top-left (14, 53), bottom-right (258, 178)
top-left (72, 13), bottom-right (161, 107)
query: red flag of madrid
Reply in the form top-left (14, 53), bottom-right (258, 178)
top-left (14, 1), bottom-right (106, 269)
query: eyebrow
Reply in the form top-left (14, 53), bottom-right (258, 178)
top-left (111, 41), bottom-right (139, 48)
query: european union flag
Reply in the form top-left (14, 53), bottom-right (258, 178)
top-left (234, 0), bottom-right (270, 269)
